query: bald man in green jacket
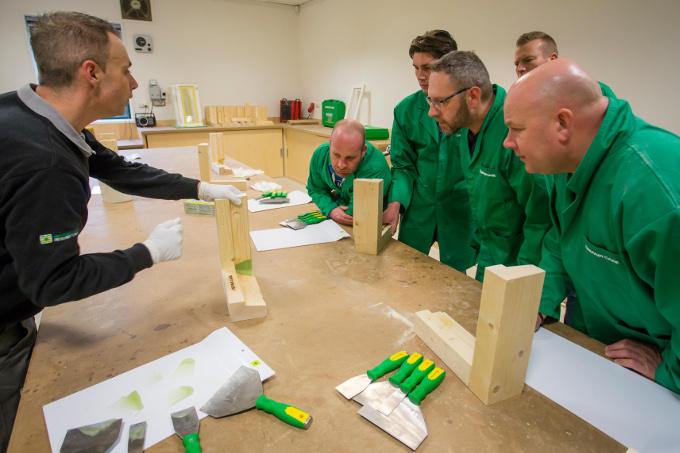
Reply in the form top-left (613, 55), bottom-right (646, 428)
top-left (505, 59), bottom-right (680, 394)
top-left (307, 119), bottom-right (391, 225)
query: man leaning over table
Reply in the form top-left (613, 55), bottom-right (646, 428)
top-left (0, 12), bottom-right (243, 450)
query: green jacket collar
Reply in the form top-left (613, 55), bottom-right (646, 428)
top-left (567, 98), bottom-right (635, 198)
top-left (414, 90), bottom-right (440, 142)
top-left (467, 84), bottom-right (505, 163)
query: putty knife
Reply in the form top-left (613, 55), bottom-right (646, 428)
top-left (358, 367), bottom-right (445, 450)
top-left (336, 351), bottom-right (408, 399)
top-left (127, 421), bottom-right (146, 453)
top-left (201, 365), bottom-right (312, 429)
top-left (171, 406), bottom-right (202, 453)
top-left (60, 418), bottom-right (122, 453)
top-left (375, 358), bottom-right (435, 415)
top-left (353, 352), bottom-right (423, 407)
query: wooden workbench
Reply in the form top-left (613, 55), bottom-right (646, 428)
top-left (8, 147), bottom-right (622, 452)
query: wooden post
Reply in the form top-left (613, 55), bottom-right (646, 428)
top-left (352, 178), bottom-right (391, 255)
top-left (215, 196), bottom-right (266, 322)
top-left (98, 138), bottom-right (132, 203)
top-left (414, 264), bottom-right (545, 405)
top-left (197, 143), bottom-right (211, 181)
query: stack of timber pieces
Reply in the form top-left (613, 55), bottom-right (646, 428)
top-left (204, 104), bottom-right (273, 126)
top-left (197, 142), bottom-right (247, 191)
top-left (353, 178), bottom-right (392, 254)
top-left (98, 133), bottom-right (132, 203)
top-left (414, 264), bottom-right (545, 405)
top-left (215, 196), bottom-right (266, 321)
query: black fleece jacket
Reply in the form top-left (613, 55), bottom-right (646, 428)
top-left (0, 90), bottom-right (199, 325)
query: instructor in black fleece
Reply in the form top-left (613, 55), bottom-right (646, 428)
top-left (0, 12), bottom-right (242, 450)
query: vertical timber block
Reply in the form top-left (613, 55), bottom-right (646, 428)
top-left (215, 196), bottom-right (266, 321)
top-left (99, 138), bottom-right (132, 203)
top-left (197, 143), bottom-right (211, 181)
top-left (353, 178), bottom-right (390, 254)
top-left (468, 264), bottom-right (545, 405)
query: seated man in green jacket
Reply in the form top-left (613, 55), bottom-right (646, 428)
top-left (428, 51), bottom-right (551, 281)
top-left (306, 119), bottom-right (391, 226)
top-left (504, 59), bottom-right (680, 394)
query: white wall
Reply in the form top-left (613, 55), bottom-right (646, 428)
top-left (298, 0), bottom-right (680, 135)
top-left (0, 0), bottom-right (301, 121)
top-left (2, 0), bottom-right (679, 134)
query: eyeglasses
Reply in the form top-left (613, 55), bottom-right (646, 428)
top-left (426, 87), bottom-right (471, 110)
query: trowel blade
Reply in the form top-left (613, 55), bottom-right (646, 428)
top-left (201, 365), bottom-right (263, 417)
top-left (60, 418), bottom-right (123, 453)
top-left (170, 406), bottom-right (199, 439)
top-left (358, 398), bottom-right (427, 451)
top-left (127, 421), bottom-right (146, 453)
top-left (335, 373), bottom-right (371, 399)
top-left (352, 380), bottom-right (396, 407)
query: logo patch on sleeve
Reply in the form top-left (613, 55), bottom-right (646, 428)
top-left (39, 229), bottom-right (78, 245)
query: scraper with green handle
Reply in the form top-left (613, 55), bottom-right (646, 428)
top-left (335, 351), bottom-right (408, 399)
top-left (358, 367), bottom-right (446, 450)
top-left (201, 365), bottom-right (312, 429)
top-left (171, 407), bottom-right (202, 453)
top-left (353, 352), bottom-right (423, 407)
top-left (374, 358), bottom-right (435, 415)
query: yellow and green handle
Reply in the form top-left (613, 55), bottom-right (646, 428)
top-left (366, 351), bottom-right (408, 381)
top-left (255, 394), bottom-right (313, 429)
top-left (408, 367), bottom-right (445, 405)
top-left (388, 353), bottom-right (423, 386)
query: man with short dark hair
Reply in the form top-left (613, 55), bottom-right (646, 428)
top-left (382, 30), bottom-right (475, 272)
top-left (504, 59), bottom-right (680, 394)
top-left (0, 12), bottom-right (242, 449)
top-left (514, 31), bottom-right (558, 77)
top-left (307, 119), bottom-right (391, 225)
top-left (427, 51), bottom-right (551, 281)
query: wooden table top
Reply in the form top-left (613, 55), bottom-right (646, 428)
top-left (8, 146), bottom-right (622, 452)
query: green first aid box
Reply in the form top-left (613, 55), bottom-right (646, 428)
top-left (322, 100), bottom-right (345, 127)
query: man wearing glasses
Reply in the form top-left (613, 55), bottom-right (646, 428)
top-left (382, 30), bottom-right (475, 273)
top-left (427, 51), bottom-right (551, 281)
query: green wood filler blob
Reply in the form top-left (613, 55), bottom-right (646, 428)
top-left (168, 385), bottom-right (194, 406)
top-left (145, 371), bottom-right (163, 385)
top-left (172, 358), bottom-right (195, 378)
top-left (235, 259), bottom-right (253, 276)
top-left (112, 390), bottom-right (144, 413)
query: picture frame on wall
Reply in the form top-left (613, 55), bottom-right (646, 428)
top-left (120, 0), bottom-right (152, 21)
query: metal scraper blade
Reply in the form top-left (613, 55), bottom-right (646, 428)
top-left (335, 373), bottom-right (371, 399)
top-left (201, 366), bottom-right (263, 417)
top-left (358, 399), bottom-right (427, 451)
top-left (352, 380), bottom-right (396, 407)
top-left (127, 421), bottom-right (146, 453)
top-left (171, 407), bottom-right (199, 439)
top-left (60, 418), bottom-right (122, 453)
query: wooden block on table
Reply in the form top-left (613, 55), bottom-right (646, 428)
top-left (198, 143), bottom-right (211, 181)
top-left (99, 138), bottom-right (132, 203)
top-left (352, 178), bottom-right (390, 255)
top-left (215, 196), bottom-right (266, 321)
top-left (99, 132), bottom-right (116, 141)
top-left (209, 132), bottom-right (224, 163)
top-left (255, 105), bottom-right (267, 121)
top-left (209, 178), bottom-right (248, 191)
top-left (255, 120), bottom-right (274, 126)
top-left (468, 264), bottom-right (545, 405)
top-left (414, 309), bottom-right (474, 385)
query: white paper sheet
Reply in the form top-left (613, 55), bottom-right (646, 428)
top-left (526, 328), bottom-right (680, 452)
top-left (249, 219), bottom-right (350, 251)
top-left (247, 190), bottom-right (312, 212)
top-left (43, 327), bottom-right (274, 453)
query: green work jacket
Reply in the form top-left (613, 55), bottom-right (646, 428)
top-left (388, 90), bottom-right (475, 271)
top-left (538, 98), bottom-right (680, 394)
top-left (457, 85), bottom-right (551, 281)
top-left (306, 141), bottom-right (391, 217)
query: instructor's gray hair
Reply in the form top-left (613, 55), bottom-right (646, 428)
top-left (430, 51), bottom-right (493, 102)
top-left (30, 11), bottom-right (119, 88)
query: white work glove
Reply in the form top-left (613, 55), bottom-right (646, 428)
top-left (198, 182), bottom-right (243, 205)
top-left (143, 217), bottom-right (183, 264)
